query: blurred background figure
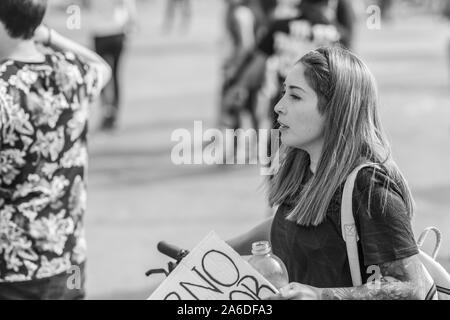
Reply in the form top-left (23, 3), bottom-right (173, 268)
top-left (220, 0), bottom-right (274, 129)
top-left (80, 0), bottom-right (91, 9)
top-left (220, 0), bottom-right (257, 132)
top-left (89, 0), bottom-right (137, 131)
top-left (379, 0), bottom-right (393, 20)
top-left (249, 0), bottom-right (279, 38)
top-left (218, 0), bottom-right (278, 162)
top-left (335, 0), bottom-right (356, 49)
top-left (273, 0), bottom-right (302, 19)
top-left (444, 0), bottom-right (450, 85)
top-left (163, 0), bottom-right (192, 34)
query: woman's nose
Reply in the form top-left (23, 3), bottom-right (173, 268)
top-left (274, 101), bottom-right (285, 115)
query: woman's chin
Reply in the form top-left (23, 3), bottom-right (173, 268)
top-left (280, 129), bottom-right (291, 140)
top-left (280, 135), bottom-right (294, 147)
top-left (280, 134), bottom-right (306, 149)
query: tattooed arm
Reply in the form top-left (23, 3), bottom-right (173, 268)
top-left (321, 255), bottom-right (433, 300)
top-left (268, 255), bottom-right (434, 300)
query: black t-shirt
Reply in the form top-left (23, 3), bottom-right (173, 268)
top-left (270, 167), bottom-right (419, 288)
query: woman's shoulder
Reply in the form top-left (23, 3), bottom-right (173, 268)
top-left (354, 165), bottom-right (400, 195)
top-left (353, 164), bottom-right (408, 217)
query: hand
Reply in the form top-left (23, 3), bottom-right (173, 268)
top-left (265, 282), bottom-right (322, 300)
top-left (33, 25), bottom-right (51, 45)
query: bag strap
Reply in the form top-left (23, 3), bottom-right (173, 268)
top-left (417, 227), bottom-right (442, 260)
top-left (341, 163), bottom-right (378, 287)
top-left (341, 166), bottom-right (443, 299)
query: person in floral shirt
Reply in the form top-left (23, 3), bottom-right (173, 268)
top-left (0, 0), bottom-right (111, 299)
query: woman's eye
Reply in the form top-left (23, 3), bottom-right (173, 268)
top-left (290, 94), bottom-right (301, 100)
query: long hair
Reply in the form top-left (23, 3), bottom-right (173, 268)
top-left (268, 46), bottom-right (414, 226)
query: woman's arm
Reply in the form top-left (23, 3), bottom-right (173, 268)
top-left (226, 217), bottom-right (273, 256)
top-left (33, 25), bottom-right (112, 89)
top-left (321, 255), bottom-right (433, 300)
top-left (270, 255), bottom-right (435, 300)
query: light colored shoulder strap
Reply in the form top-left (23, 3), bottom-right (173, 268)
top-left (341, 163), bottom-right (377, 287)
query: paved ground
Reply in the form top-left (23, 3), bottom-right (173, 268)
top-left (46, 0), bottom-right (450, 299)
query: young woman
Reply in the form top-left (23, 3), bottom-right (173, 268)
top-left (227, 46), bottom-right (434, 300)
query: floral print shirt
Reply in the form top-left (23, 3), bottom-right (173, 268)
top-left (0, 49), bottom-right (100, 282)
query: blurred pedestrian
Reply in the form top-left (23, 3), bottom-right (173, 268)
top-left (249, 0), bottom-right (278, 39)
top-left (335, 0), bottom-right (356, 50)
top-left (220, 0), bottom-right (259, 132)
top-left (379, 0), bottom-right (393, 20)
top-left (163, 0), bottom-right (192, 34)
top-left (444, 0), bottom-right (450, 85)
top-left (219, 0), bottom-right (278, 162)
top-left (0, 0), bottom-right (111, 299)
top-left (89, 0), bottom-right (137, 131)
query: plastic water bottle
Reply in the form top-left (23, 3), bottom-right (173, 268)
top-left (247, 241), bottom-right (289, 290)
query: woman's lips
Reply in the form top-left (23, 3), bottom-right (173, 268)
top-left (277, 120), bottom-right (289, 130)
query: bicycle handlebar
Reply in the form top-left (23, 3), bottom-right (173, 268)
top-left (157, 241), bottom-right (188, 261)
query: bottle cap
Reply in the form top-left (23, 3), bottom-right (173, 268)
top-left (251, 241), bottom-right (271, 255)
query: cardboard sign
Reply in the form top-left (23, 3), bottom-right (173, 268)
top-left (148, 231), bottom-right (279, 300)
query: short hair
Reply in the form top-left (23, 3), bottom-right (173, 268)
top-left (0, 0), bottom-right (48, 40)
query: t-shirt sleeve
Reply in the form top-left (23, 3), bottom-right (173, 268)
top-left (0, 81), bottom-right (12, 146)
top-left (353, 167), bottom-right (419, 267)
top-left (67, 52), bottom-right (103, 103)
top-left (80, 60), bottom-right (102, 103)
top-left (0, 92), bottom-right (6, 145)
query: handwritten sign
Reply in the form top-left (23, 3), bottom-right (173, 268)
top-left (148, 231), bottom-right (278, 300)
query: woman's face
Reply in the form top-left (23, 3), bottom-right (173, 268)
top-left (274, 63), bottom-right (326, 152)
